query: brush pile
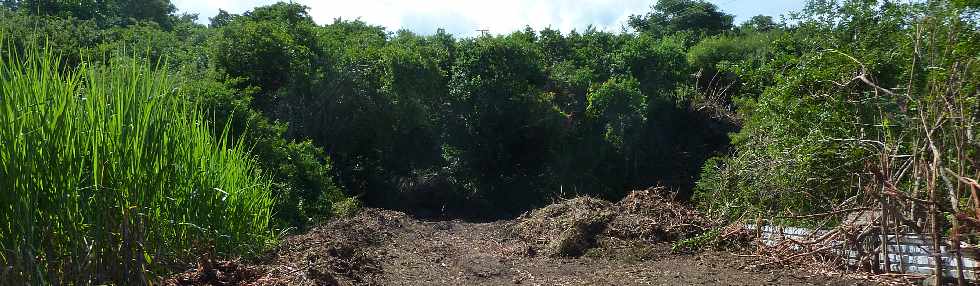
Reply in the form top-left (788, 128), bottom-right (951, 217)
top-left (514, 187), bottom-right (711, 257)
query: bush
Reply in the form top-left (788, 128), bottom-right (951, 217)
top-left (694, 0), bottom-right (980, 223)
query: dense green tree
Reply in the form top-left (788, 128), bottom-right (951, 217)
top-left (211, 2), bottom-right (318, 111)
top-left (739, 15), bottom-right (778, 32)
top-left (587, 77), bottom-right (646, 153)
top-left (3, 0), bottom-right (175, 28)
top-left (209, 9), bottom-right (235, 27)
top-left (444, 35), bottom-right (566, 215)
top-left (614, 34), bottom-right (688, 96)
top-left (628, 0), bottom-right (734, 40)
top-left (581, 77), bottom-right (647, 194)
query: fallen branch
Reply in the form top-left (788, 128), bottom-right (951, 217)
top-left (752, 243), bottom-right (841, 269)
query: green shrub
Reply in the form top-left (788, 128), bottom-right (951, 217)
top-left (686, 32), bottom-right (771, 70)
top-left (694, 0), bottom-right (980, 224)
top-left (0, 43), bottom-right (274, 284)
top-left (182, 76), bottom-right (346, 229)
top-left (671, 229), bottom-right (720, 253)
top-left (331, 196), bottom-right (363, 218)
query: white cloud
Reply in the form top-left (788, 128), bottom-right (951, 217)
top-left (300, 0), bottom-right (649, 37)
top-left (172, 0), bottom-right (647, 37)
top-left (172, 0), bottom-right (807, 38)
top-left (171, 0), bottom-right (277, 20)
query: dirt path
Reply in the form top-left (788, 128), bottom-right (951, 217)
top-left (358, 209), bottom-right (859, 285)
top-left (170, 207), bottom-right (868, 286)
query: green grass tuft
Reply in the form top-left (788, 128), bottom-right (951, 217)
top-left (0, 40), bottom-right (275, 284)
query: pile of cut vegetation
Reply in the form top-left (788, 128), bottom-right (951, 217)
top-left (605, 187), bottom-right (709, 243)
top-left (514, 187), bottom-right (710, 257)
top-left (167, 209), bottom-right (401, 286)
top-left (514, 197), bottom-right (617, 257)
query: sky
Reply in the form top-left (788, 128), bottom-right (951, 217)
top-left (171, 0), bottom-right (809, 37)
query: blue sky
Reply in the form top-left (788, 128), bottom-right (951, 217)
top-left (172, 0), bottom-right (808, 37)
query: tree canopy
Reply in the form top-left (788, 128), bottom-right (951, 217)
top-left (628, 0), bottom-right (734, 39)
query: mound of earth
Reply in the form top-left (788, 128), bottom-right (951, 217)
top-left (166, 190), bottom-right (868, 285)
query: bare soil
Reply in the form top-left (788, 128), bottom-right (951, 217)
top-left (167, 192), bottom-right (869, 286)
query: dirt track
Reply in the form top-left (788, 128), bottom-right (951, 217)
top-left (169, 207), bottom-right (869, 286)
